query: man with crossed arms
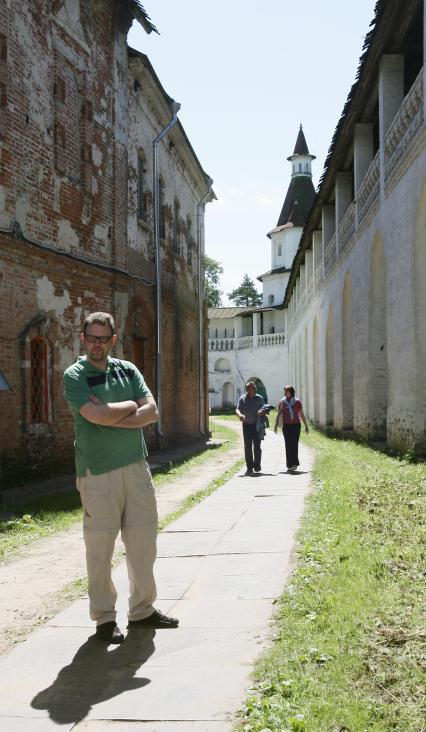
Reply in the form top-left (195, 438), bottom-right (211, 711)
top-left (64, 311), bottom-right (178, 644)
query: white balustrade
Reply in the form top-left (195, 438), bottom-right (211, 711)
top-left (358, 151), bottom-right (380, 223)
top-left (208, 333), bottom-right (286, 350)
top-left (324, 233), bottom-right (337, 273)
top-left (338, 200), bottom-right (356, 253)
top-left (385, 68), bottom-right (423, 180)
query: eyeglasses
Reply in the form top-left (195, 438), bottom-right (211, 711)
top-left (84, 334), bottom-right (112, 343)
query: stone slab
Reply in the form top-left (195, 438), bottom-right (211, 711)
top-left (84, 665), bottom-right (251, 722)
top-left (76, 721), bottom-right (233, 731)
top-left (170, 596), bottom-right (274, 629)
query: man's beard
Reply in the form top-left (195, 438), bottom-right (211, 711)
top-left (89, 349), bottom-right (106, 361)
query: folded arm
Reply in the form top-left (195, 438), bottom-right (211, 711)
top-left (80, 399), bottom-right (138, 426)
top-left (113, 396), bottom-right (159, 428)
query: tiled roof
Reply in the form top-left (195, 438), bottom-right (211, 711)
top-left (293, 125), bottom-right (310, 155)
top-left (125, 1), bottom-right (158, 34)
top-left (257, 266), bottom-right (291, 282)
top-left (208, 307), bottom-right (249, 319)
top-left (276, 176), bottom-right (316, 228)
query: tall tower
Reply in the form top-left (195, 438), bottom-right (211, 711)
top-left (259, 125), bottom-right (316, 307)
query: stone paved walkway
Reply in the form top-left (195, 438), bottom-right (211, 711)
top-left (0, 429), bottom-right (313, 731)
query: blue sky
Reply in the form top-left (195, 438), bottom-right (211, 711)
top-left (129, 0), bottom-right (377, 304)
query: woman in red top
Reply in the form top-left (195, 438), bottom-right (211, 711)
top-left (274, 384), bottom-right (309, 471)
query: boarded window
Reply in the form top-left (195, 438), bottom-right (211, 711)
top-left (137, 154), bottom-right (147, 220)
top-left (0, 82), bottom-right (6, 109)
top-left (132, 337), bottom-right (145, 372)
top-left (173, 198), bottom-right (180, 253)
top-left (53, 77), bottom-right (66, 103)
top-left (31, 338), bottom-right (49, 423)
top-left (0, 35), bottom-right (7, 63)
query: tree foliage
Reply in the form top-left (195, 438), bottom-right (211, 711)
top-left (204, 255), bottom-right (224, 307)
top-left (227, 274), bottom-right (263, 307)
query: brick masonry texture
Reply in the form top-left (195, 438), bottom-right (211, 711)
top-left (0, 0), bottom-right (211, 487)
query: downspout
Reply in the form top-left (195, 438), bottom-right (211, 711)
top-left (153, 100), bottom-right (180, 438)
top-left (197, 177), bottom-right (213, 434)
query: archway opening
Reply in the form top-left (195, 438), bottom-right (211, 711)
top-left (342, 273), bottom-right (354, 429)
top-left (312, 319), bottom-right (320, 424)
top-left (222, 381), bottom-right (234, 408)
top-left (326, 305), bottom-right (334, 426)
top-left (247, 377), bottom-right (268, 403)
top-left (369, 235), bottom-right (387, 439)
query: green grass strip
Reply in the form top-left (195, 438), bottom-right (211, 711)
top-left (237, 429), bottom-right (426, 732)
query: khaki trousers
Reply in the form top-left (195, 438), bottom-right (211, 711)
top-left (77, 459), bottom-right (158, 626)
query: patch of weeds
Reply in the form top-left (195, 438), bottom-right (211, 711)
top-left (235, 428), bottom-right (426, 732)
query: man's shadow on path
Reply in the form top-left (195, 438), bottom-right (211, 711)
top-left (31, 628), bottom-right (155, 725)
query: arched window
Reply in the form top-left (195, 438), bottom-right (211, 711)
top-left (31, 338), bottom-right (49, 423)
top-left (173, 198), bottom-right (181, 253)
top-left (186, 216), bottom-right (193, 266)
top-left (137, 152), bottom-right (147, 220)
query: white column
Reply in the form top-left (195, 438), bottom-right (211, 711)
top-left (305, 250), bottom-right (313, 289)
top-left (252, 312), bottom-right (260, 344)
top-left (379, 54), bottom-right (404, 197)
top-left (299, 265), bottom-right (306, 301)
top-left (354, 123), bottom-right (374, 192)
top-left (234, 316), bottom-right (243, 342)
top-left (354, 122), bottom-right (374, 228)
top-left (335, 172), bottom-right (352, 252)
top-left (313, 230), bottom-right (323, 272)
top-left (322, 204), bottom-right (335, 254)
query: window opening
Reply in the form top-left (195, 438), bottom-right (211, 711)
top-left (31, 338), bottom-right (49, 423)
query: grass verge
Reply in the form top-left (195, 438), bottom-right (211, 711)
top-left (0, 420), bottom-right (239, 563)
top-left (237, 429), bottom-right (426, 732)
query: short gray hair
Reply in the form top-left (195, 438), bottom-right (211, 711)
top-left (83, 312), bottom-right (115, 335)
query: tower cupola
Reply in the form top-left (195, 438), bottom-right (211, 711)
top-left (287, 124), bottom-right (316, 178)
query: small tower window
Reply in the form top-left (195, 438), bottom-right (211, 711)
top-left (298, 163), bottom-right (302, 172)
top-left (277, 244), bottom-right (282, 256)
top-left (305, 162), bottom-right (309, 171)
top-left (268, 294), bottom-right (275, 305)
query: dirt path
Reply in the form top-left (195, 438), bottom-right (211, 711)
top-left (0, 419), bottom-right (243, 656)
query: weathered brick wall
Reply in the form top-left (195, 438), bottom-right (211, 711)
top-left (0, 1), bottom-right (212, 488)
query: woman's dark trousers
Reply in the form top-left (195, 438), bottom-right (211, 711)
top-left (282, 423), bottom-right (301, 468)
top-left (243, 423), bottom-right (261, 471)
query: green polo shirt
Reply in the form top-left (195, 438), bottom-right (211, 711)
top-left (64, 356), bottom-right (152, 477)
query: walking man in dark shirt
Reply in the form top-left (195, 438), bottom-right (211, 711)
top-left (64, 311), bottom-right (178, 644)
top-left (236, 381), bottom-right (265, 475)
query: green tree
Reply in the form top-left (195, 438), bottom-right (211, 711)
top-left (204, 255), bottom-right (224, 307)
top-left (227, 274), bottom-right (263, 307)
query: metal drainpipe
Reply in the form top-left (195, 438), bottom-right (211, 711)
top-left (153, 101), bottom-right (181, 438)
top-left (197, 178), bottom-right (213, 434)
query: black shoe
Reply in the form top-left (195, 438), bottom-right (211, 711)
top-left (244, 469), bottom-right (254, 476)
top-left (127, 609), bottom-right (179, 629)
top-left (254, 467), bottom-right (261, 473)
top-left (96, 621), bottom-right (124, 644)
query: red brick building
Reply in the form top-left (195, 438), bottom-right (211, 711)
top-left (0, 0), bottom-right (214, 487)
